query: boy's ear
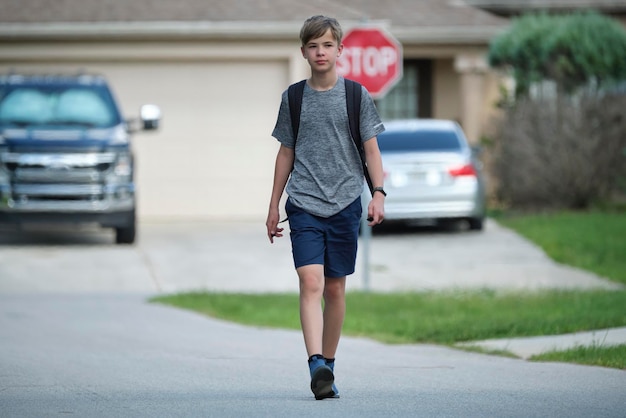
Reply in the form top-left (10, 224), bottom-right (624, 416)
top-left (337, 43), bottom-right (344, 57)
top-left (300, 46), bottom-right (305, 58)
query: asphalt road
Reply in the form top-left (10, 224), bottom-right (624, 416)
top-left (0, 220), bottom-right (624, 417)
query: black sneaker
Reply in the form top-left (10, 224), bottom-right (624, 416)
top-left (308, 355), bottom-right (335, 400)
top-left (310, 365), bottom-right (335, 400)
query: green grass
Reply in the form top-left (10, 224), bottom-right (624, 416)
top-left (151, 289), bottom-right (626, 345)
top-left (494, 210), bottom-right (626, 285)
top-left (530, 344), bottom-right (626, 370)
top-left (151, 209), bottom-right (626, 369)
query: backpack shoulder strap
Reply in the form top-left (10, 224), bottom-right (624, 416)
top-left (344, 78), bottom-right (362, 147)
top-left (344, 78), bottom-right (373, 194)
top-left (287, 80), bottom-right (306, 144)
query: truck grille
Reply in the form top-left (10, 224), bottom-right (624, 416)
top-left (1, 152), bottom-right (116, 202)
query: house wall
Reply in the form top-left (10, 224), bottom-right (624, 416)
top-left (433, 58), bottom-right (461, 123)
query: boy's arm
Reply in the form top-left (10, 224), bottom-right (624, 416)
top-left (266, 144), bottom-right (295, 243)
top-left (363, 137), bottom-right (385, 226)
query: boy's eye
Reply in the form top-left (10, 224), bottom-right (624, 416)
top-left (307, 43), bottom-right (334, 48)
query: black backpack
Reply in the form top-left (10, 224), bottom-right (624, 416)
top-left (287, 78), bottom-right (373, 194)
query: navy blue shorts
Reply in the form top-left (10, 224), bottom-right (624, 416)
top-left (286, 197), bottom-right (362, 278)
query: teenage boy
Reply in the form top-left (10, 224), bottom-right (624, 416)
top-left (265, 15), bottom-right (386, 400)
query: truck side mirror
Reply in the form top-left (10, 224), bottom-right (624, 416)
top-left (140, 104), bottom-right (161, 130)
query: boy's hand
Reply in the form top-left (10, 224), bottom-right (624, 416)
top-left (266, 208), bottom-right (284, 243)
top-left (367, 193), bottom-right (385, 226)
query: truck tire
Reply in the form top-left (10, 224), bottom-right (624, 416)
top-left (115, 224), bottom-right (136, 244)
top-left (468, 217), bottom-right (484, 231)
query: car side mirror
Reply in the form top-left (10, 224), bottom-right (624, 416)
top-left (140, 104), bottom-right (161, 130)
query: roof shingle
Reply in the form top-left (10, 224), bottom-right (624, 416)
top-left (0, 0), bottom-right (507, 27)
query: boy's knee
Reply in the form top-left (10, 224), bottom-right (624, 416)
top-left (298, 266), bottom-right (325, 294)
top-left (323, 279), bottom-right (345, 301)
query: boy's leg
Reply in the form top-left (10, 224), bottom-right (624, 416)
top-left (323, 276), bottom-right (345, 398)
top-left (322, 276), bottom-right (346, 358)
top-left (298, 264), bottom-right (336, 399)
top-left (297, 264), bottom-right (326, 356)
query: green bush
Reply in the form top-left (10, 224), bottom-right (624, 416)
top-left (492, 92), bottom-right (626, 209)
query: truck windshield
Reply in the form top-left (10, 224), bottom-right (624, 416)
top-left (0, 85), bottom-right (121, 128)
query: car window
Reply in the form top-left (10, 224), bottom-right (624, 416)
top-left (0, 86), bottom-right (118, 128)
top-left (0, 89), bottom-right (54, 124)
top-left (56, 89), bottom-right (114, 126)
top-left (378, 129), bottom-right (462, 152)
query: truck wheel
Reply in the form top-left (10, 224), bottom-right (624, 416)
top-left (115, 224), bottom-right (136, 244)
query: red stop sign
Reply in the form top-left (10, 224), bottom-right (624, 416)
top-left (338, 27), bottom-right (403, 99)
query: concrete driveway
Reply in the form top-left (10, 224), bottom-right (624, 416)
top-left (0, 219), bottom-right (620, 294)
top-left (0, 220), bottom-right (624, 417)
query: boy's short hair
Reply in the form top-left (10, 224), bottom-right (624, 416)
top-left (299, 15), bottom-right (343, 46)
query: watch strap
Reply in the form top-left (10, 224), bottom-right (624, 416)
top-left (373, 187), bottom-right (386, 197)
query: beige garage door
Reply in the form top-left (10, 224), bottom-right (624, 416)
top-left (2, 60), bottom-right (288, 221)
top-left (107, 61), bottom-right (288, 221)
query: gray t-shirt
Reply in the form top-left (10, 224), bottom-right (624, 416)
top-left (272, 77), bottom-right (385, 217)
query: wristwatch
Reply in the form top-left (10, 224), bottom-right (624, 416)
top-left (372, 187), bottom-right (387, 197)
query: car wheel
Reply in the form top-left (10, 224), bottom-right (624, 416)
top-left (115, 224), bottom-right (136, 244)
top-left (468, 217), bottom-right (484, 231)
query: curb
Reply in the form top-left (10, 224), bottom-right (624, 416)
top-left (456, 327), bottom-right (626, 359)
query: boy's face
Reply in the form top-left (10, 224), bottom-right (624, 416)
top-left (301, 29), bottom-right (343, 74)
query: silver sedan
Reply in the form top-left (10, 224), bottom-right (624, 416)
top-left (376, 119), bottom-right (486, 230)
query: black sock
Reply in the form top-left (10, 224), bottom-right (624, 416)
top-left (308, 354), bottom-right (324, 363)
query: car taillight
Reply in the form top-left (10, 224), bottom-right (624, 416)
top-left (448, 164), bottom-right (476, 177)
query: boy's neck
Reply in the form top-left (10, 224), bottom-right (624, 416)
top-left (307, 73), bottom-right (339, 91)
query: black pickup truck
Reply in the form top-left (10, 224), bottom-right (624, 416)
top-left (0, 73), bottom-right (160, 244)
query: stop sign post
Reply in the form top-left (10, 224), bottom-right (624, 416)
top-left (338, 26), bottom-right (403, 99)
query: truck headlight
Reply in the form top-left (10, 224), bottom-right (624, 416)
top-left (113, 153), bottom-right (132, 177)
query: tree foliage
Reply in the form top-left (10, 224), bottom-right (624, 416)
top-left (489, 10), bottom-right (626, 95)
